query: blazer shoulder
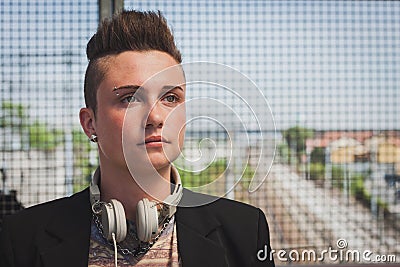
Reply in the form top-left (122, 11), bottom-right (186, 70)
top-left (0, 188), bottom-right (91, 267)
top-left (2, 188), bottom-right (90, 228)
top-left (181, 188), bottom-right (262, 212)
top-left (178, 188), bottom-right (265, 229)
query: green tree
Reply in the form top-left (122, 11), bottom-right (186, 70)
top-left (309, 163), bottom-right (325, 180)
top-left (1, 101), bottom-right (29, 150)
top-left (29, 121), bottom-right (63, 151)
top-left (0, 101), bottom-right (27, 128)
top-left (72, 129), bottom-right (96, 192)
top-left (282, 126), bottom-right (314, 165)
top-left (310, 147), bottom-right (325, 164)
top-left (1, 101), bottom-right (64, 151)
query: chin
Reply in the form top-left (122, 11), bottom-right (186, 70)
top-left (144, 145), bottom-right (180, 169)
top-left (150, 161), bottom-right (172, 174)
top-left (145, 153), bottom-right (169, 167)
top-left (160, 145), bottom-right (181, 163)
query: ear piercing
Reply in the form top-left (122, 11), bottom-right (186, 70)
top-left (90, 134), bottom-right (98, 143)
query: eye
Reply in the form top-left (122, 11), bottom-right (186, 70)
top-left (121, 94), bottom-right (137, 103)
top-left (164, 94), bottom-right (179, 103)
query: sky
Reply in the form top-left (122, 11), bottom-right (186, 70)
top-left (0, 0), bottom-right (399, 131)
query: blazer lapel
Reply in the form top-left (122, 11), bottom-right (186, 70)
top-left (36, 189), bottom-right (92, 267)
top-left (176, 220), bottom-right (228, 267)
top-left (175, 189), bottom-right (228, 267)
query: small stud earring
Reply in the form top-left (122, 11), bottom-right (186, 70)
top-left (90, 134), bottom-right (98, 143)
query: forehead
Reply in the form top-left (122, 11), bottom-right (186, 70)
top-left (102, 50), bottom-right (185, 88)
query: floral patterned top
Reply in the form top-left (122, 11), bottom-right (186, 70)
top-left (88, 216), bottom-right (180, 267)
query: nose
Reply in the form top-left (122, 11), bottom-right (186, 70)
top-left (145, 102), bottom-right (165, 129)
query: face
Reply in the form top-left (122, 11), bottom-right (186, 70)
top-left (81, 51), bottom-right (186, 174)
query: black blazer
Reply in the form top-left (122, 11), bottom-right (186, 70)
top-left (0, 188), bottom-right (274, 267)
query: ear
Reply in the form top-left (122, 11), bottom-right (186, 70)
top-left (79, 107), bottom-right (96, 138)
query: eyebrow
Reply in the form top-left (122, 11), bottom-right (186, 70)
top-left (161, 85), bottom-right (184, 92)
top-left (112, 84), bottom-right (184, 92)
top-left (112, 85), bottom-right (141, 92)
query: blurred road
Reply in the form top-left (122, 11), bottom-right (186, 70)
top-left (249, 164), bottom-right (399, 264)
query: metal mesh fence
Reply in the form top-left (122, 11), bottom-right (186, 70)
top-left (1, 0), bottom-right (399, 265)
top-left (0, 0), bottom-right (99, 220)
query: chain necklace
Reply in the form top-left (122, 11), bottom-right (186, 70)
top-left (93, 214), bottom-right (172, 257)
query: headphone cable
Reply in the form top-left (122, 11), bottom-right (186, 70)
top-left (112, 232), bottom-right (118, 267)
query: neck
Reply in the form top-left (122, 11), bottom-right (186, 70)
top-left (98, 159), bottom-right (172, 221)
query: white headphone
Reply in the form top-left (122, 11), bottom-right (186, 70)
top-left (89, 166), bottom-right (183, 243)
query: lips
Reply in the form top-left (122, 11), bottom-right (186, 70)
top-left (146, 135), bottom-right (162, 143)
top-left (138, 135), bottom-right (169, 146)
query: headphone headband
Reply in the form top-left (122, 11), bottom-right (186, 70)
top-left (89, 168), bottom-right (101, 206)
top-left (167, 164), bottom-right (183, 205)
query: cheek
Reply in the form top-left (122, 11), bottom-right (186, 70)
top-left (94, 108), bottom-right (128, 150)
top-left (164, 108), bottom-right (186, 140)
top-left (122, 108), bottom-right (145, 143)
top-left (98, 113), bottom-right (124, 135)
top-left (178, 125), bottom-right (186, 152)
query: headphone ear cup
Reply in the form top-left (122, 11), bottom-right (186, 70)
top-left (136, 198), bottom-right (147, 242)
top-left (136, 198), bottom-right (159, 242)
top-left (101, 202), bottom-right (116, 241)
top-left (110, 199), bottom-right (127, 242)
top-left (148, 200), bottom-right (158, 240)
top-left (100, 199), bottom-right (127, 242)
